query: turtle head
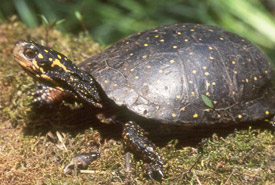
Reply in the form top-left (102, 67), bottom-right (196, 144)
top-left (13, 40), bottom-right (102, 107)
top-left (13, 40), bottom-right (76, 85)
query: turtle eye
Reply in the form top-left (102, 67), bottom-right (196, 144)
top-left (24, 48), bottom-right (37, 59)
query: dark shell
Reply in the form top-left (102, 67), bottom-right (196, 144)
top-left (80, 23), bottom-right (275, 125)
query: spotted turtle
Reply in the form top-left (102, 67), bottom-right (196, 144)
top-left (13, 23), bottom-right (275, 180)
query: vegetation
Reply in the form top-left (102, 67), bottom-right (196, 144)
top-left (0, 0), bottom-right (274, 184)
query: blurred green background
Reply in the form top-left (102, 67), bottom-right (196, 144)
top-left (1, 0), bottom-right (275, 60)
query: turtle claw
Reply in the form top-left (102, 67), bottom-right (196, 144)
top-left (63, 152), bottom-right (100, 175)
top-left (145, 163), bottom-right (164, 181)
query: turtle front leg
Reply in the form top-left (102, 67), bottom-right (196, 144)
top-left (32, 83), bottom-right (71, 106)
top-left (122, 121), bottom-right (164, 180)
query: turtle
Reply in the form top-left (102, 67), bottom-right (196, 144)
top-left (13, 23), bottom-right (275, 180)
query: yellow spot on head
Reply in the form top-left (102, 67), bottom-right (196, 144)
top-left (189, 52), bottom-right (194, 56)
top-left (155, 35), bottom-right (159, 38)
top-left (49, 58), bottom-right (53, 61)
top-left (57, 55), bottom-right (62, 59)
top-left (180, 107), bottom-right (185, 111)
top-left (245, 79), bottom-right (249, 83)
top-left (160, 39), bottom-right (164, 42)
top-left (190, 29), bottom-right (195, 32)
top-left (184, 39), bottom-right (189, 42)
top-left (219, 37), bottom-right (224, 40)
top-left (205, 72), bottom-right (209, 76)
top-left (44, 49), bottom-right (48, 53)
top-left (146, 65), bottom-right (151, 69)
top-left (142, 55), bottom-right (147, 59)
top-left (172, 113), bottom-right (177, 118)
top-left (191, 91), bottom-right (195, 95)
top-left (104, 80), bottom-right (108, 83)
top-left (213, 101), bottom-right (217, 104)
top-left (265, 110), bottom-right (269, 115)
top-left (135, 76), bottom-right (139, 79)
top-left (51, 59), bottom-right (70, 72)
top-left (130, 68), bottom-right (134, 72)
top-left (192, 70), bottom-right (197, 74)
top-left (170, 59), bottom-right (175, 64)
top-left (203, 66), bottom-right (207, 70)
top-left (38, 53), bottom-right (44, 59)
top-left (64, 57), bottom-right (68, 61)
top-left (217, 114), bottom-right (221, 118)
top-left (238, 114), bottom-right (242, 119)
top-left (173, 46), bottom-right (178, 49)
top-left (232, 61), bottom-right (236, 64)
top-left (189, 80), bottom-right (193, 84)
top-left (159, 69), bottom-right (163, 73)
top-left (208, 46), bottom-right (213, 50)
top-left (176, 95), bottom-right (181, 99)
top-left (206, 92), bottom-right (210, 96)
top-left (212, 82), bottom-right (216, 85)
top-left (177, 32), bottom-right (182, 35)
top-left (205, 109), bottom-right (210, 112)
top-left (264, 70), bottom-right (268, 74)
top-left (130, 53), bottom-right (134, 56)
top-left (209, 56), bottom-right (214, 60)
top-left (144, 43), bottom-right (149, 47)
top-left (234, 71), bottom-right (238, 74)
top-left (254, 77), bottom-right (257, 81)
top-left (193, 113), bottom-right (198, 118)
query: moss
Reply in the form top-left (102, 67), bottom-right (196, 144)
top-left (0, 17), bottom-right (274, 184)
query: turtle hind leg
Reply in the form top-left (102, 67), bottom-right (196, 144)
top-left (122, 121), bottom-right (164, 181)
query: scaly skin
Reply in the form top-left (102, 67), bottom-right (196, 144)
top-left (13, 40), bottom-right (164, 180)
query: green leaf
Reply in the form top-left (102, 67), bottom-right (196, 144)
top-left (56, 19), bottom-right (65, 25)
top-left (201, 94), bottom-right (214, 108)
top-left (75, 11), bottom-right (83, 21)
top-left (40, 15), bottom-right (48, 25)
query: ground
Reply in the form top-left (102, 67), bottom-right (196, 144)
top-left (0, 17), bottom-right (274, 184)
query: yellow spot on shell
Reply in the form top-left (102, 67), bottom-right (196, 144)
top-left (142, 55), bottom-right (147, 59)
top-left (217, 114), bottom-right (221, 118)
top-left (130, 53), bottom-right (134, 56)
top-left (206, 92), bottom-right (210, 96)
top-left (219, 37), bottom-right (224, 40)
top-left (104, 80), bottom-right (108, 83)
top-left (209, 56), bottom-right (214, 60)
top-left (144, 43), bottom-right (149, 47)
top-left (146, 65), bottom-right (151, 69)
top-left (184, 39), bottom-right (189, 42)
top-left (176, 95), bottom-right (181, 99)
top-left (232, 61), bottom-right (236, 64)
top-left (173, 46), bottom-right (178, 49)
top-left (213, 101), bottom-right (217, 104)
top-left (190, 29), bottom-right (195, 32)
top-left (170, 60), bottom-right (175, 64)
top-left (155, 35), bottom-right (159, 38)
top-left (57, 55), bottom-right (62, 59)
top-left (44, 49), bottom-right (48, 53)
top-left (49, 58), bottom-right (53, 61)
top-left (264, 70), bottom-right (268, 74)
top-left (180, 107), bottom-right (185, 111)
top-left (245, 79), bottom-right (249, 83)
top-left (159, 69), bottom-right (163, 73)
top-left (38, 53), bottom-right (44, 59)
top-left (212, 82), bottom-right (216, 85)
top-left (135, 76), bottom-right (139, 79)
top-left (208, 46), bottom-right (213, 50)
top-left (189, 52), bottom-right (194, 56)
top-left (130, 68), bottom-right (134, 72)
top-left (205, 72), bottom-right (209, 76)
top-left (238, 114), bottom-right (242, 119)
top-left (234, 71), bottom-right (238, 74)
top-left (160, 39), bottom-right (165, 42)
top-left (254, 77), bottom-right (258, 81)
top-left (172, 113), bottom-right (177, 118)
top-left (193, 113), bottom-right (198, 118)
top-left (177, 32), bottom-right (182, 35)
top-left (189, 80), bottom-right (193, 84)
top-left (265, 111), bottom-right (269, 115)
top-left (203, 66), bottom-right (207, 70)
top-left (205, 109), bottom-right (210, 112)
top-left (191, 91), bottom-right (195, 95)
top-left (192, 70), bottom-right (197, 74)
